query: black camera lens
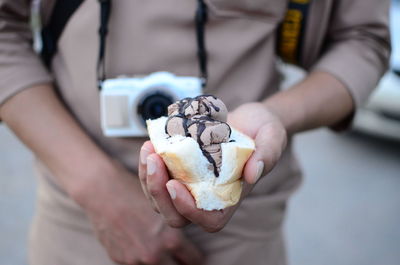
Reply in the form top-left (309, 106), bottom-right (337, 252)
top-left (138, 91), bottom-right (174, 123)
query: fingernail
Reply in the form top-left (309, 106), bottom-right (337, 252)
top-left (147, 157), bottom-right (156, 175)
top-left (166, 183), bottom-right (176, 200)
top-left (140, 147), bottom-right (150, 165)
top-left (254, 161), bottom-right (265, 183)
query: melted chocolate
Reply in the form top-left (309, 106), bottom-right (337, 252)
top-left (195, 119), bottom-right (220, 177)
top-left (201, 149), bottom-right (219, 177)
top-left (165, 114), bottom-right (189, 136)
top-left (165, 95), bottom-right (230, 177)
top-left (197, 95), bottom-right (220, 115)
top-left (209, 101), bottom-right (220, 112)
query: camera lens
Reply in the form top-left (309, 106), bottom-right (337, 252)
top-left (138, 91), bottom-right (174, 123)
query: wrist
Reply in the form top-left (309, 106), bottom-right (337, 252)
top-left (263, 93), bottom-right (305, 136)
top-left (71, 157), bottom-right (147, 216)
top-left (263, 71), bottom-right (354, 134)
top-left (67, 155), bottom-right (120, 208)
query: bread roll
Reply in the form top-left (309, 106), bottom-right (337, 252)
top-left (147, 116), bottom-right (255, 211)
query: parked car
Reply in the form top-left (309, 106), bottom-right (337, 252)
top-left (352, 0), bottom-right (400, 141)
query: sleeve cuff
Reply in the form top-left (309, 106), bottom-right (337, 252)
top-left (0, 59), bottom-right (53, 108)
top-left (311, 40), bottom-right (389, 131)
top-left (311, 40), bottom-right (387, 109)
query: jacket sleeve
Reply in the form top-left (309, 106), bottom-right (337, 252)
top-left (0, 0), bottom-right (53, 107)
top-left (311, 0), bottom-right (391, 109)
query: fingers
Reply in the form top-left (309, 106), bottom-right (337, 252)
top-left (139, 141), bottom-right (155, 198)
top-left (146, 154), bottom-right (189, 228)
top-left (139, 141), bottom-right (159, 212)
top-left (139, 142), bottom-right (230, 233)
top-left (139, 141), bottom-right (189, 228)
top-left (166, 180), bottom-right (228, 233)
top-left (243, 122), bottom-right (287, 185)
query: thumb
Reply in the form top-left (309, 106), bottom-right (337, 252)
top-left (243, 122), bottom-right (287, 184)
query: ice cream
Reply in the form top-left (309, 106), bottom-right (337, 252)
top-left (165, 95), bottom-right (231, 177)
top-left (167, 95), bottom-right (228, 122)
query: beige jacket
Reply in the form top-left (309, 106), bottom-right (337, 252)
top-left (0, 1), bottom-right (391, 264)
top-left (0, 0), bottom-right (390, 197)
top-left (0, 0), bottom-right (391, 109)
top-left (0, 0), bottom-right (390, 167)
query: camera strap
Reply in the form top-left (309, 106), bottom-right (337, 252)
top-left (97, 0), bottom-right (209, 89)
top-left (196, 0), bottom-right (208, 87)
top-left (97, 0), bottom-right (112, 88)
top-left (41, 0), bottom-right (84, 67)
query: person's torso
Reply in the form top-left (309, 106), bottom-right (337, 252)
top-left (37, 0), bottom-right (306, 239)
top-left (41, 0), bottom-right (291, 172)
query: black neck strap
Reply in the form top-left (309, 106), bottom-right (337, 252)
top-left (97, 0), bottom-right (209, 89)
top-left (195, 0), bottom-right (208, 87)
top-left (41, 0), bottom-right (84, 68)
top-left (97, 0), bottom-right (112, 88)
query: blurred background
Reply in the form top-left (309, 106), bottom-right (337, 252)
top-left (1, 1), bottom-right (400, 265)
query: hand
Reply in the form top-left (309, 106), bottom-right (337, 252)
top-left (0, 84), bottom-right (201, 264)
top-left (139, 102), bottom-right (287, 232)
top-left (74, 162), bottom-right (204, 265)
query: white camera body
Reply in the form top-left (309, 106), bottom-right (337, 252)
top-left (100, 72), bottom-right (203, 137)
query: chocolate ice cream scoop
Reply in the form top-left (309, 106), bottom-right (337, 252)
top-left (165, 116), bottom-right (186, 136)
top-left (203, 144), bottom-right (223, 172)
top-left (187, 120), bottom-right (230, 146)
top-left (168, 95), bottom-right (228, 122)
top-left (165, 95), bottom-right (231, 177)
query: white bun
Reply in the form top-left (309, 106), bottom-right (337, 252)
top-left (147, 116), bottom-right (255, 211)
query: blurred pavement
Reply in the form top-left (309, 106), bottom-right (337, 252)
top-left (1, 124), bottom-right (400, 265)
top-left (286, 129), bottom-right (400, 265)
top-left (0, 125), bottom-right (36, 265)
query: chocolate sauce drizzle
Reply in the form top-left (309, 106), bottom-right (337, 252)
top-left (165, 95), bottom-right (231, 177)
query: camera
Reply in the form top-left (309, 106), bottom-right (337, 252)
top-left (100, 72), bottom-right (203, 137)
